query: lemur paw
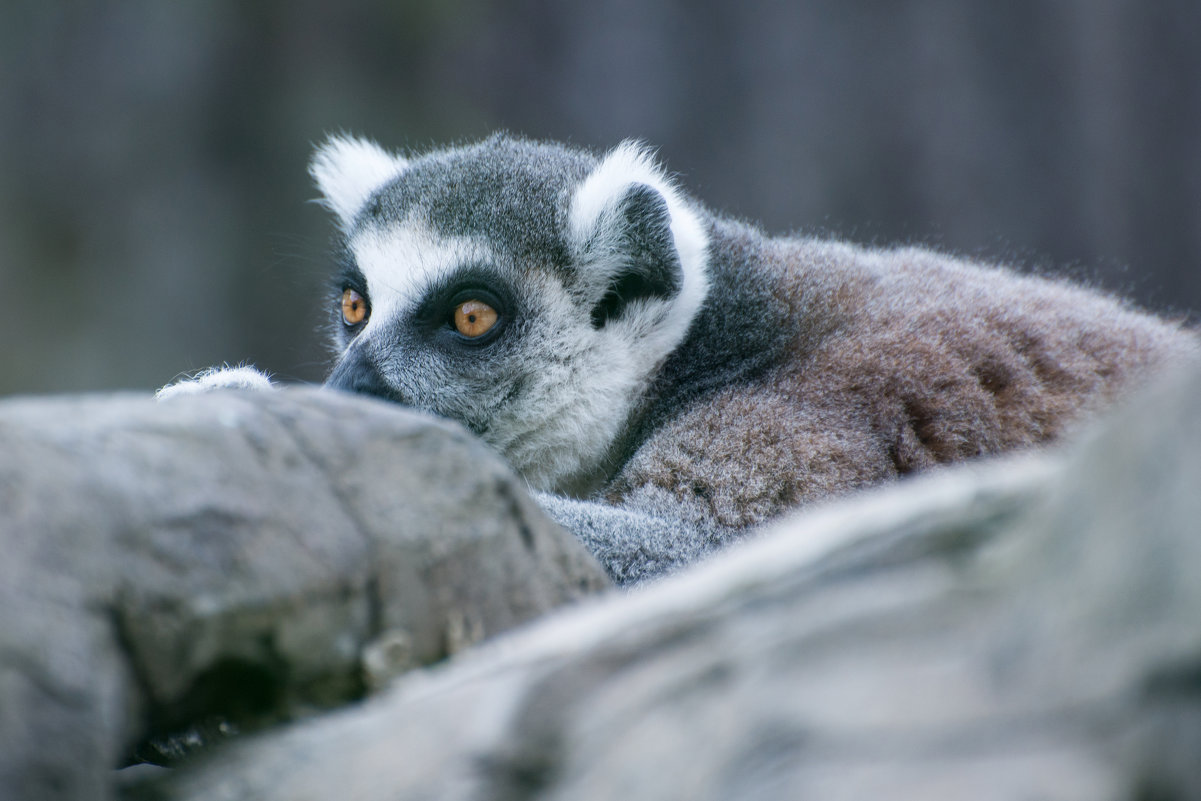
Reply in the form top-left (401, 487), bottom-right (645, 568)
top-left (156, 365), bottom-right (275, 401)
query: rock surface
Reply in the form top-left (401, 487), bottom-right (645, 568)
top-left (0, 388), bottom-right (609, 801)
top-left (123, 360), bottom-right (1201, 801)
top-left (5, 361), bottom-right (1201, 801)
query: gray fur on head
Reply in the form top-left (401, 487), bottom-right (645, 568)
top-left (277, 133), bottom-right (1201, 584)
top-left (318, 133), bottom-right (710, 495)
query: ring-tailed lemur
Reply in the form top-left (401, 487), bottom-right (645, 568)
top-left (161, 133), bottom-right (1198, 585)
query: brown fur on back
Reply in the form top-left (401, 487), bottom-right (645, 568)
top-left (611, 234), bottom-right (1197, 529)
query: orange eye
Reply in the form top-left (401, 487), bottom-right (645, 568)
top-left (453, 299), bottom-right (498, 338)
top-left (341, 288), bottom-right (369, 326)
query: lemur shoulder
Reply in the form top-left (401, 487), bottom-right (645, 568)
top-left (161, 133), bottom-right (1199, 585)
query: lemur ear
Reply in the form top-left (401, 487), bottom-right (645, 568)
top-left (309, 135), bottom-right (409, 232)
top-left (586, 184), bottom-right (681, 328)
top-left (567, 141), bottom-right (709, 330)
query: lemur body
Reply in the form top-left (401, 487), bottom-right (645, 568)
top-left (163, 133), bottom-right (1198, 584)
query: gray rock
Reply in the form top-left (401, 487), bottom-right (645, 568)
top-left (129, 360), bottom-right (1201, 801)
top-left (0, 387), bottom-right (609, 801)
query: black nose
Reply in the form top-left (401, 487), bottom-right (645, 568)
top-left (324, 351), bottom-right (399, 402)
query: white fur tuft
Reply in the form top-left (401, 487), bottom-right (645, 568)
top-left (310, 135), bottom-right (409, 232)
top-left (566, 140), bottom-right (710, 379)
top-left (569, 141), bottom-right (668, 244)
top-left (156, 365), bottom-right (275, 400)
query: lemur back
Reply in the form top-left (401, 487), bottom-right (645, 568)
top-left (162, 133), bottom-right (1198, 584)
top-left (611, 219), bottom-right (1193, 536)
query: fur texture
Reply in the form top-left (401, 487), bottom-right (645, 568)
top-left (163, 133), bottom-right (1199, 585)
top-left (611, 225), bottom-right (1195, 529)
top-left (156, 365), bottom-right (273, 400)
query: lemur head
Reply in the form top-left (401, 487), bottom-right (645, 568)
top-left (312, 133), bottom-right (710, 493)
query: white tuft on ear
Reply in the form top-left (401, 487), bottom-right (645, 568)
top-left (567, 140), bottom-right (710, 361)
top-left (309, 135), bottom-right (409, 232)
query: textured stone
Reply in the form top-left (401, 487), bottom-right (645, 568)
top-left (130, 361), bottom-right (1201, 801)
top-left (0, 388), bottom-right (608, 801)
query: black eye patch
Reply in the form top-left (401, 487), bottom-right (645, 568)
top-left (330, 255), bottom-right (368, 297)
top-left (412, 265), bottom-right (516, 347)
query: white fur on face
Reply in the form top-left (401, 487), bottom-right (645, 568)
top-left (345, 233), bottom-right (648, 494)
top-left (309, 135), bottom-right (409, 232)
top-left (349, 216), bottom-right (495, 332)
top-left (479, 274), bottom-right (653, 493)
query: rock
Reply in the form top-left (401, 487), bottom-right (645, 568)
top-left (127, 360), bottom-right (1201, 801)
top-left (0, 388), bottom-right (609, 801)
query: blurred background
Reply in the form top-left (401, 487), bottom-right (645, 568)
top-left (1, 1), bottom-right (1198, 395)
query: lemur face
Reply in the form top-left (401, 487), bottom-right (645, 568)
top-left (312, 134), bottom-right (709, 492)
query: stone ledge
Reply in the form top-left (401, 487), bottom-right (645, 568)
top-left (0, 387), bottom-right (608, 801)
top-left (130, 362), bottom-right (1201, 801)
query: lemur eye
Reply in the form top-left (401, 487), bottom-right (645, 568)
top-left (341, 288), bottom-right (369, 326)
top-left (453, 299), bottom-right (498, 338)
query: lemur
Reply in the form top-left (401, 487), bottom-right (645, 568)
top-left (161, 133), bottom-right (1198, 585)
